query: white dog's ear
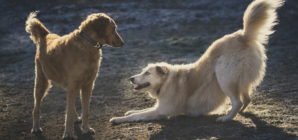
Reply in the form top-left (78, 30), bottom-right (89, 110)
top-left (156, 65), bottom-right (168, 75)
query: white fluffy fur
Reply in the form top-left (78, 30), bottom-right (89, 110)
top-left (110, 0), bottom-right (284, 123)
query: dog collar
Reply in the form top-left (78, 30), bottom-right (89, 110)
top-left (79, 30), bottom-right (103, 49)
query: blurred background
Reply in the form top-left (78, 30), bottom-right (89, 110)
top-left (0, 0), bottom-right (297, 139)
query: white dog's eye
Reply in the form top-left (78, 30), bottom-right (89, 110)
top-left (145, 72), bottom-right (150, 75)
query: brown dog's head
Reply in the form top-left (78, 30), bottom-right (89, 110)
top-left (79, 13), bottom-right (124, 48)
top-left (130, 63), bottom-right (169, 98)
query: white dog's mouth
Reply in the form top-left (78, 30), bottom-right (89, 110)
top-left (134, 82), bottom-right (150, 90)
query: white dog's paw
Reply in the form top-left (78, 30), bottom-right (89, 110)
top-left (31, 127), bottom-right (42, 133)
top-left (224, 107), bottom-right (232, 114)
top-left (63, 131), bottom-right (74, 139)
top-left (110, 117), bottom-right (124, 124)
top-left (81, 127), bottom-right (95, 134)
top-left (125, 110), bottom-right (137, 116)
top-left (216, 115), bottom-right (233, 122)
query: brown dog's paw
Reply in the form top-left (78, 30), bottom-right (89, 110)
top-left (31, 127), bottom-right (42, 133)
top-left (81, 127), bottom-right (95, 134)
top-left (63, 131), bottom-right (74, 139)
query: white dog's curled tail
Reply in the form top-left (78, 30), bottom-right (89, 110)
top-left (242, 0), bottom-right (284, 44)
top-left (25, 11), bottom-right (50, 44)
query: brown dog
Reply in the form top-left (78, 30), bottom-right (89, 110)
top-left (25, 12), bottom-right (124, 138)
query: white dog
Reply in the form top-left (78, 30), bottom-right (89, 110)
top-left (110, 0), bottom-right (284, 123)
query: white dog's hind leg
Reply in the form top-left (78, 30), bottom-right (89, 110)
top-left (110, 108), bottom-right (160, 123)
top-left (240, 86), bottom-right (251, 112)
top-left (216, 66), bottom-right (243, 122)
top-left (216, 94), bottom-right (242, 122)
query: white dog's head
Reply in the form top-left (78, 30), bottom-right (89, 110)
top-left (130, 63), bottom-right (169, 97)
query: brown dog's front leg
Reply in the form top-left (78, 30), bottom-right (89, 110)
top-left (63, 87), bottom-right (79, 139)
top-left (80, 83), bottom-right (95, 134)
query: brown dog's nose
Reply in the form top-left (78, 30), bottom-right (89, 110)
top-left (121, 41), bottom-right (124, 47)
top-left (130, 77), bottom-right (134, 82)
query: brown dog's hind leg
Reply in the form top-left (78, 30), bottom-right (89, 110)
top-left (73, 106), bottom-right (82, 123)
top-left (80, 83), bottom-right (95, 134)
top-left (32, 60), bottom-right (50, 133)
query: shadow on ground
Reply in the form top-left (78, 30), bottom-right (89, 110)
top-left (144, 112), bottom-right (297, 140)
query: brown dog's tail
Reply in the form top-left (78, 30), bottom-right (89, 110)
top-left (242, 0), bottom-right (284, 44)
top-left (25, 11), bottom-right (50, 44)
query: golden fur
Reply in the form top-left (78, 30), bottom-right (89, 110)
top-left (25, 12), bottom-right (124, 138)
top-left (110, 0), bottom-right (284, 123)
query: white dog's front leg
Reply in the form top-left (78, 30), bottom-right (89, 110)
top-left (125, 107), bottom-right (155, 116)
top-left (110, 108), bottom-right (160, 123)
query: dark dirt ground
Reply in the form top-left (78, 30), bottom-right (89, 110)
top-left (0, 0), bottom-right (298, 139)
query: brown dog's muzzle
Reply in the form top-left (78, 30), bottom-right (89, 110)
top-left (112, 40), bottom-right (124, 48)
top-left (113, 32), bottom-right (124, 48)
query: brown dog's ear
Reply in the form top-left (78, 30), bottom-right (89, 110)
top-left (156, 66), bottom-right (168, 75)
top-left (89, 14), bottom-right (109, 38)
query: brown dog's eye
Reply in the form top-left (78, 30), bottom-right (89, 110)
top-left (145, 72), bottom-right (150, 75)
